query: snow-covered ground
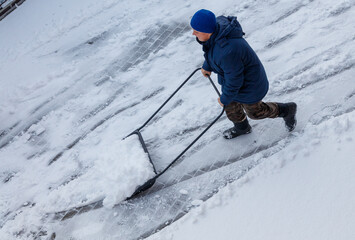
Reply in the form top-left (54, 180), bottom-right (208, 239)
top-left (148, 110), bottom-right (355, 240)
top-left (0, 0), bottom-right (354, 239)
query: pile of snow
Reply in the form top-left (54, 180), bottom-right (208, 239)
top-left (41, 134), bottom-right (155, 210)
top-left (148, 111), bottom-right (355, 240)
top-left (0, 117), bottom-right (156, 239)
top-left (1, 128), bottom-right (155, 214)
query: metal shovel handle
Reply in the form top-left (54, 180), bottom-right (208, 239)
top-left (128, 69), bottom-right (225, 197)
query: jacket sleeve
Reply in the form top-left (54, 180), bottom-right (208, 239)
top-left (202, 60), bottom-right (213, 72)
top-left (219, 49), bottom-right (244, 106)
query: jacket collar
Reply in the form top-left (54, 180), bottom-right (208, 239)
top-left (195, 16), bottom-right (245, 51)
top-left (196, 24), bottom-right (219, 52)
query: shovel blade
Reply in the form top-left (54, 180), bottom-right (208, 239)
top-left (129, 177), bottom-right (156, 199)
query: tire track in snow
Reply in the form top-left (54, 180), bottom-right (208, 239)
top-left (70, 22), bottom-right (190, 86)
top-left (0, 22), bottom-right (195, 231)
top-left (65, 30), bottom-right (112, 59)
top-left (0, 22), bottom-right (189, 152)
top-left (78, 86), bottom-right (165, 125)
top-left (52, 23), bottom-right (190, 154)
top-left (46, 86), bottom-right (165, 165)
top-left (0, 121), bottom-right (20, 148)
top-left (327, 1), bottom-right (353, 17)
top-left (0, 73), bottom-right (91, 150)
top-left (269, 38), bottom-right (355, 96)
top-left (241, 0), bottom-right (312, 40)
top-left (282, 61), bottom-right (355, 94)
top-left (46, 64), bottom-right (355, 237)
top-left (0, 89), bottom-right (167, 229)
top-left (47, 48), bottom-right (355, 221)
top-left (0, 171), bottom-right (16, 183)
top-left (145, 54), bottom-right (354, 154)
top-left (272, 2), bottom-right (308, 24)
top-left (265, 33), bottom-right (295, 49)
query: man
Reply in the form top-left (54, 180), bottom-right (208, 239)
top-left (190, 9), bottom-right (297, 139)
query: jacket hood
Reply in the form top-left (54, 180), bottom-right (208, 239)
top-left (198, 16), bottom-right (244, 49)
top-left (215, 16), bottom-right (244, 40)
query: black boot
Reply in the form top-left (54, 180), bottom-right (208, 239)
top-left (277, 102), bottom-right (297, 131)
top-left (223, 118), bottom-right (252, 139)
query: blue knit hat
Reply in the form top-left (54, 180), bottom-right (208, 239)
top-left (190, 9), bottom-right (216, 33)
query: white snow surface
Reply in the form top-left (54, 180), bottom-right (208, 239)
top-left (148, 111), bottom-right (355, 240)
top-left (0, 0), bottom-right (354, 239)
top-left (42, 134), bottom-right (155, 210)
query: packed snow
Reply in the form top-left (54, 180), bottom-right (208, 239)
top-left (0, 0), bottom-right (354, 239)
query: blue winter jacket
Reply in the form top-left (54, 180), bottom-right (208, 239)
top-left (200, 16), bottom-right (269, 105)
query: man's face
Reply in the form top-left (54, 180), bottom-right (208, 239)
top-left (192, 29), bottom-right (212, 42)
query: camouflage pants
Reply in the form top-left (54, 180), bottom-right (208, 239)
top-left (225, 101), bottom-right (279, 123)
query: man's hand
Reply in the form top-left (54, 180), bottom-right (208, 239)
top-left (218, 97), bottom-right (224, 107)
top-left (201, 68), bottom-right (211, 77)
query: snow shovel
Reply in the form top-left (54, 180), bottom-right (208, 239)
top-left (124, 68), bottom-right (225, 198)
